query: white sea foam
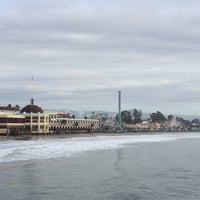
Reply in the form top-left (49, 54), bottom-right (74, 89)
top-left (0, 133), bottom-right (200, 163)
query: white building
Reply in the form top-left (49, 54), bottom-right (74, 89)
top-left (49, 112), bottom-right (100, 133)
top-left (167, 116), bottom-right (183, 131)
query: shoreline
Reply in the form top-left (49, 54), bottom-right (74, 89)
top-left (0, 131), bottom-right (194, 141)
top-left (0, 132), bottom-right (143, 141)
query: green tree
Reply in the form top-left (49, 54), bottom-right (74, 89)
top-left (131, 108), bottom-right (142, 124)
top-left (74, 121), bottom-right (79, 127)
top-left (182, 119), bottom-right (191, 126)
top-left (61, 119), bottom-right (67, 124)
top-left (116, 110), bottom-right (133, 124)
top-left (150, 111), bottom-right (166, 123)
top-left (168, 114), bottom-right (174, 121)
top-left (15, 105), bottom-right (20, 109)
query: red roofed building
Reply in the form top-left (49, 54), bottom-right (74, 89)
top-left (0, 105), bottom-right (25, 135)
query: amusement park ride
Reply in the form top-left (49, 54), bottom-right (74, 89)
top-left (99, 91), bottom-right (123, 133)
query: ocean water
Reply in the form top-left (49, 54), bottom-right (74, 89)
top-left (1, 133), bottom-right (200, 200)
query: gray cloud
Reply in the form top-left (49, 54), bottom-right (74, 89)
top-left (1, 0), bottom-right (200, 115)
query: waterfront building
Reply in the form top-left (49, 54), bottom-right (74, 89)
top-left (49, 112), bottom-right (100, 133)
top-left (21, 99), bottom-right (49, 134)
top-left (0, 105), bottom-right (20, 114)
top-left (0, 112), bottom-right (25, 135)
top-left (190, 119), bottom-right (200, 131)
top-left (131, 121), bottom-right (150, 132)
top-left (150, 122), bottom-right (164, 132)
top-left (0, 105), bottom-right (25, 135)
top-left (0, 100), bottom-right (101, 135)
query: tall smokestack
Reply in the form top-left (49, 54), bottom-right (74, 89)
top-left (118, 91), bottom-right (121, 126)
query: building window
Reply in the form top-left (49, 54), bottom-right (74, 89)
top-left (32, 126), bottom-right (38, 131)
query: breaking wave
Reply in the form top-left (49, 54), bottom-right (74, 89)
top-left (0, 133), bottom-right (200, 163)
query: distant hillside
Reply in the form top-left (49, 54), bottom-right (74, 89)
top-left (62, 110), bottom-right (200, 121)
top-left (143, 113), bottom-right (200, 121)
top-left (174, 114), bottom-right (200, 121)
top-left (142, 113), bottom-right (200, 121)
top-left (65, 110), bottom-right (117, 118)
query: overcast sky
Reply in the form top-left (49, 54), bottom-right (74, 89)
top-left (1, 0), bottom-right (200, 115)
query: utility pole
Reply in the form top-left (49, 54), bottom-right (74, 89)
top-left (31, 75), bottom-right (34, 100)
top-left (118, 90), bottom-right (121, 127)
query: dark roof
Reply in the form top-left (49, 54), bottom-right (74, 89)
top-left (0, 106), bottom-right (20, 111)
top-left (58, 113), bottom-right (72, 118)
top-left (191, 119), bottom-right (200, 127)
top-left (21, 104), bottom-right (43, 113)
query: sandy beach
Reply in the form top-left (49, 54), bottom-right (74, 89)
top-left (0, 132), bottom-right (159, 141)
